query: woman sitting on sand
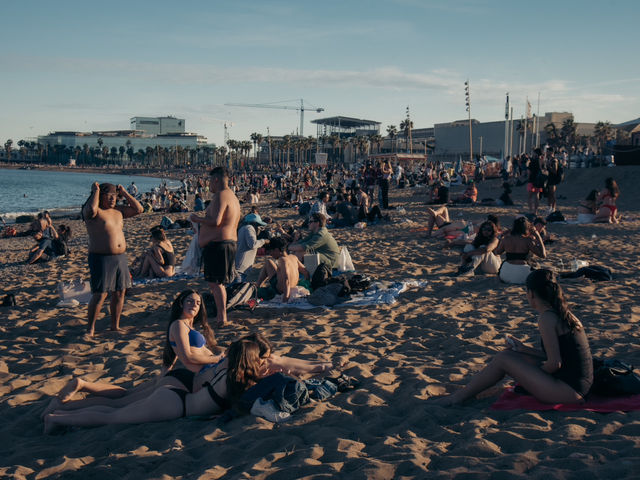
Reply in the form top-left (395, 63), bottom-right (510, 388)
top-left (594, 177), bottom-right (620, 224)
top-left (44, 338), bottom-right (262, 432)
top-left (433, 269), bottom-right (593, 405)
top-left (493, 217), bottom-right (546, 284)
top-left (134, 226), bottom-right (176, 278)
top-left (43, 290), bottom-right (335, 415)
top-left (577, 189), bottom-right (599, 223)
top-left (455, 221), bottom-right (501, 276)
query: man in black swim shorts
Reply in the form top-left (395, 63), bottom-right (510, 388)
top-left (190, 167), bottom-right (241, 326)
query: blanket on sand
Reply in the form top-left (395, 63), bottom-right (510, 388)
top-left (492, 386), bottom-right (640, 412)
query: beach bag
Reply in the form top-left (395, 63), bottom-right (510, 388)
top-left (590, 358), bottom-right (640, 396)
top-left (560, 266), bottom-right (612, 282)
top-left (57, 279), bottom-right (92, 305)
top-left (311, 263), bottom-right (332, 290)
top-left (225, 282), bottom-right (257, 311)
top-left (1, 294), bottom-right (17, 307)
top-left (546, 211), bottom-right (565, 223)
top-left (160, 216), bottom-right (174, 230)
top-left (179, 232), bottom-right (202, 276)
top-left (337, 246), bottom-right (355, 272)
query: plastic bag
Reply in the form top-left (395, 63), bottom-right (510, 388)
top-left (337, 246), bottom-right (355, 272)
top-left (57, 278), bottom-right (92, 305)
top-left (179, 230), bottom-right (202, 276)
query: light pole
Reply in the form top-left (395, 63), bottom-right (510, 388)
top-left (465, 80), bottom-right (473, 163)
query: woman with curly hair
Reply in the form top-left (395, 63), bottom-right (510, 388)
top-left (455, 221), bottom-right (501, 276)
top-left (434, 269), bottom-right (593, 405)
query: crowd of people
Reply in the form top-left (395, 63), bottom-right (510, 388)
top-left (31, 148), bottom-right (625, 432)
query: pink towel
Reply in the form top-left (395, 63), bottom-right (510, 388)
top-left (492, 386), bottom-right (640, 412)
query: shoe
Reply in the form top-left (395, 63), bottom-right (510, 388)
top-left (327, 373), bottom-right (360, 392)
top-left (456, 264), bottom-right (475, 277)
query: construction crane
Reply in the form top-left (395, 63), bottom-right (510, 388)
top-left (224, 99), bottom-right (324, 137)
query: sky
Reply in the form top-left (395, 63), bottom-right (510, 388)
top-left (2, 0), bottom-right (638, 147)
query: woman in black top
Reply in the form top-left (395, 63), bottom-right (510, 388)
top-left (434, 269), bottom-right (593, 405)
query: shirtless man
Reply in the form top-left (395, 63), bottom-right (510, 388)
top-left (83, 182), bottom-right (143, 336)
top-left (190, 167), bottom-right (241, 326)
top-left (258, 238), bottom-right (309, 303)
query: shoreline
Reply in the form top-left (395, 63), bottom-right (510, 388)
top-left (0, 162), bottom-right (199, 180)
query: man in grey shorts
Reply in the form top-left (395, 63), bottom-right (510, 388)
top-left (82, 182), bottom-right (143, 336)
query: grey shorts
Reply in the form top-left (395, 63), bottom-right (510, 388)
top-left (88, 253), bottom-right (132, 293)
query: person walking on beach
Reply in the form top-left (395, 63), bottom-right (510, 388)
top-left (190, 167), bottom-right (241, 327)
top-left (82, 182), bottom-right (143, 337)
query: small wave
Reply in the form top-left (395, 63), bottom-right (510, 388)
top-left (1, 207), bottom-right (82, 224)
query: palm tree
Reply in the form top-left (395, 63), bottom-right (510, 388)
top-left (399, 119), bottom-right (413, 152)
top-left (593, 121), bottom-right (613, 153)
top-left (544, 123), bottom-right (559, 149)
top-left (559, 118), bottom-right (577, 150)
top-left (4, 139), bottom-right (13, 161)
top-left (386, 125), bottom-right (397, 153)
top-left (282, 135), bottom-right (292, 167)
top-left (250, 132), bottom-right (263, 160)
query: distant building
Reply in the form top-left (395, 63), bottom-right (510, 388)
top-left (130, 116), bottom-right (186, 135)
top-left (37, 116), bottom-right (208, 153)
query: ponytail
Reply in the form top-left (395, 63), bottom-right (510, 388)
top-left (526, 269), bottom-right (581, 331)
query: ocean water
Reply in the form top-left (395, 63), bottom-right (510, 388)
top-left (0, 169), bottom-right (180, 222)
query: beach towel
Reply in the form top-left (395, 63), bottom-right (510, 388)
top-left (257, 280), bottom-right (426, 310)
top-left (491, 386), bottom-right (640, 413)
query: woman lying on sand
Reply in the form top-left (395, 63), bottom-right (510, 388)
top-left (43, 290), bottom-right (334, 415)
top-left (44, 338), bottom-right (261, 433)
top-left (433, 269), bottom-right (593, 405)
top-left (493, 217), bottom-right (545, 284)
top-left (425, 205), bottom-right (467, 238)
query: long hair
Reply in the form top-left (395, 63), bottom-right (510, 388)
top-left (526, 269), bottom-right (581, 331)
top-left (605, 177), bottom-right (619, 198)
top-left (162, 290), bottom-right (215, 368)
top-left (511, 217), bottom-right (529, 236)
top-left (226, 339), bottom-right (262, 403)
top-left (241, 332), bottom-right (273, 358)
top-left (473, 221), bottom-right (498, 248)
top-left (585, 189), bottom-right (599, 202)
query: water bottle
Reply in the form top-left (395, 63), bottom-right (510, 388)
top-left (559, 259), bottom-right (565, 271)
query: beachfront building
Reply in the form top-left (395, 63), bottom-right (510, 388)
top-left (406, 112), bottom-right (598, 163)
top-left (32, 116), bottom-right (212, 166)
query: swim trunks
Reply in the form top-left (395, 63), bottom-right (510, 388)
top-left (203, 240), bottom-right (237, 284)
top-left (88, 252), bottom-right (132, 293)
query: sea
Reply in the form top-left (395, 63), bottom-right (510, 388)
top-left (0, 169), bottom-right (181, 223)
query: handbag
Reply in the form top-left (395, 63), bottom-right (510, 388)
top-left (590, 358), bottom-right (640, 396)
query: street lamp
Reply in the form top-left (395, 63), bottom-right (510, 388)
top-left (465, 80), bottom-right (473, 163)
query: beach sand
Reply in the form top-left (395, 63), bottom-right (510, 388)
top-left (1, 166), bottom-right (639, 479)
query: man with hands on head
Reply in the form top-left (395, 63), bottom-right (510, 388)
top-left (82, 182), bottom-right (143, 337)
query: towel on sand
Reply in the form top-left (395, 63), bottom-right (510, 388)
top-left (492, 386), bottom-right (640, 412)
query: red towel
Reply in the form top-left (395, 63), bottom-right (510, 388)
top-left (492, 386), bottom-right (640, 412)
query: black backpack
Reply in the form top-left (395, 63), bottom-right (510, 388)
top-left (311, 263), bottom-right (332, 290)
top-left (590, 358), bottom-right (640, 396)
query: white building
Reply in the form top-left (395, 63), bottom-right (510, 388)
top-left (37, 116), bottom-right (208, 151)
top-left (130, 116), bottom-right (186, 135)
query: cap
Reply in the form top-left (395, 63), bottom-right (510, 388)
top-left (244, 213), bottom-right (267, 226)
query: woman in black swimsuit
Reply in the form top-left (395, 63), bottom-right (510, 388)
top-left (433, 269), bottom-right (593, 405)
top-left (135, 226), bottom-right (176, 278)
top-left (44, 339), bottom-right (262, 432)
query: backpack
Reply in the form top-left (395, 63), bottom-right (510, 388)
top-left (311, 263), bottom-right (332, 290)
top-left (590, 358), bottom-right (640, 396)
top-left (546, 211), bottom-right (565, 223)
top-left (203, 282), bottom-right (257, 316)
top-left (226, 282), bottom-right (257, 311)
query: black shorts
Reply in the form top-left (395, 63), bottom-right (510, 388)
top-left (202, 241), bottom-right (237, 284)
top-left (88, 253), bottom-right (132, 293)
top-left (165, 368), bottom-right (195, 392)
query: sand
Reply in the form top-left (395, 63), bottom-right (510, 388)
top-left (1, 166), bottom-right (640, 479)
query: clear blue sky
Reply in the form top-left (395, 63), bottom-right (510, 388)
top-left (2, 0), bottom-right (638, 146)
